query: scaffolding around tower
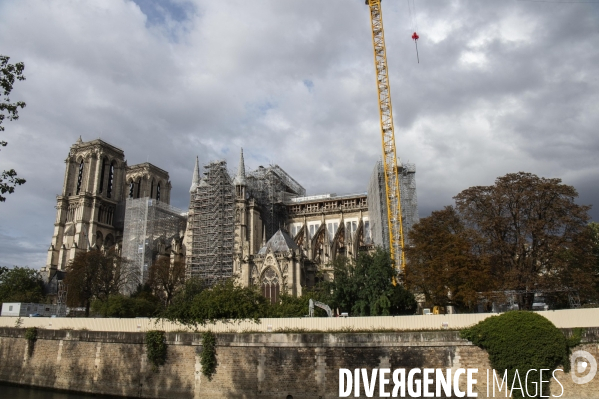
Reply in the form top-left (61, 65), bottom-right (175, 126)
top-left (187, 160), bottom-right (235, 285)
top-left (122, 197), bottom-right (187, 292)
top-left (367, 160), bottom-right (419, 258)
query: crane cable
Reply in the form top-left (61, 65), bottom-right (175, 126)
top-left (407, 0), bottom-right (420, 63)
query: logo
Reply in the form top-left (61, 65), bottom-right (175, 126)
top-left (570, 350), bottom-right (597, 385)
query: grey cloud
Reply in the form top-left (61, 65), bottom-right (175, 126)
top-left (1, 0), bottom-right (599, 268)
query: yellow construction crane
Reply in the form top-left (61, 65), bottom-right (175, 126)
top-left (365, 0), bottom-right (406, 272)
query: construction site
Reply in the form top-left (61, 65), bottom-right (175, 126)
top-left (367, 160), bottom-right (419, 250)
top-left (121, 197), bottom-right (187, 291)
top-left (186, 161), bottom-right (235, 285)
top-left (245, 164), bottom-right (306, 240)
top-left (185, 158), bottom-right (307, 285)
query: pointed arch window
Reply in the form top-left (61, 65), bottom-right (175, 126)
top-left (156, 183), bottom-right (161, 201)
top-left (76, 161), bottom-right (84, 195)
top-left (261, 268), bottom-right (280, 304)
top-left (136, 178), bottom-right (141, 198)
top-left (99, 158), bottom-right (107, 193)
top-left (150, 180), bottom-right (154, 199)
top-left (107, 162), bottom-right (114, 198)
top-left (129, 181), bottom-right (134, 198)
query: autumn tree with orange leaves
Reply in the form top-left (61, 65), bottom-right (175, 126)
top-left (405, 172), bottom-right (597, 310)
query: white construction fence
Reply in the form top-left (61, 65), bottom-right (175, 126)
top-left (0, 308), bottom-right (597, 333)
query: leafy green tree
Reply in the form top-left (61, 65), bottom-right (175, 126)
top-left (91, 292), bottom-right (161, 318)
top-left (267, 290), bottom-right (331, 318)
top-left (162, 277), bottom-right (205, 323)
top-left (328, 249), bottom-right (416, 316)
top-left (0, 266), bottom-right (45, 304)
top-left (0, 55), bottom-right (26, 202)
top-left (163, 278), bottom-right (267, 326)
top-left (388, 283), bottom-right (418, 315)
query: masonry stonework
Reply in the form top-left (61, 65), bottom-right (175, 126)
top-left (0, 328), bottom-right (597, 398)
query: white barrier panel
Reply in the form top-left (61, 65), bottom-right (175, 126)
top-left (0, 308), bottom-right (597, 332)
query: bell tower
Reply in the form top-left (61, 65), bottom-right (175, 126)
top-left (44, 138), bottom-right (127, 275)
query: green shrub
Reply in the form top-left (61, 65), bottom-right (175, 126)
top-left (24, 327), bottom-right (37, 357)
top-left (200, 331), bottom-right (217, 380)
top-left (461, 311), bottom-right (574, 398)
top-left (24, 326), bottom-right (37, 341)
top-left (145, 330), bottom-right (167, 372)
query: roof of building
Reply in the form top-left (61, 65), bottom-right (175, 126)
top-left (257, 229), bottom-right (298, 255)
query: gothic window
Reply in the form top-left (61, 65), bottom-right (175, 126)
top-left (107, 163), bottom-right (114, 198)
top-left (96, 231), bottom-right (103, 248)
top-left (261, 268), bottom-right (280, 304)
top-left (76, 160), bottom-right (84, 195)
top-left (150, 180), bottom-right (154, 199)
top-left (99, 158), bottom-right (107, 193)
top-left (129, 181), bottom-right (134, 198)
top-left (136, 178), bottom-right (141, 198)
top-left (156, 183), bottom-right (161, 201)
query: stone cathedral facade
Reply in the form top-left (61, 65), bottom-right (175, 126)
top-left (185, 149), bottom-right (377, 303)
top-left (44, 139), bottom-right (418, 303)
top-left (42, 138), bottom-right (174, 281)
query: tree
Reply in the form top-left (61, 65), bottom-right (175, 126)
top-left (163, 278), bottom-right (267, 327)
top-left (454, 172), bottom-right (594, 308)
top-left (327, 249), bottom-right (416, 316)
top-left (64, 249), bottom-right (135, 316)
top-left (405, 206), bottom-right (492, 310)
top-left (148, 257), bottom-right (186, 306)
top-left (406, 172), bottom-right (597, 310)
top-left (161, 277), bottom-right (206, 323)
top-left (588, 222), bottom-right (599, 297)
top-left (90, 293), bottom-right (161, 318)
top-left (0, 266), bottom-right (45, 304)
top-left (0, 55), bottom-right (26, 202)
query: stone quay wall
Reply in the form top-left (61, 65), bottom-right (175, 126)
top-left (0, 327), bottom-right (598, 398)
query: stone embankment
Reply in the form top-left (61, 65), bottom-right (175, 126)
top-left (0, 327), bottom-right (598, 398)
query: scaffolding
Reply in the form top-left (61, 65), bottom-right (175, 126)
top-left (187, 161), bottom-right (235, 285)
top-left (56, 280), bottom-right (68, 317)
top-left (367, 160), bottom-right (419, 253)
top-left (246, 164), bottom-right (306, 241)
top-left (122, 197), bottom-right (187, 291)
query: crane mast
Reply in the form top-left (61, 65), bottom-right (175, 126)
top-left (366, 0), bottom-right (406, 271)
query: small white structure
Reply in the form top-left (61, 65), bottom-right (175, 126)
top-left (1, 303), bottom-right (57, 317)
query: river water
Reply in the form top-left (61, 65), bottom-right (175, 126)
top-left (0, 384), bottom-right (131, 399)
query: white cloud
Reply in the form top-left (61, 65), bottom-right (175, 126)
top-left (1, 0), bottom-right (599, 268)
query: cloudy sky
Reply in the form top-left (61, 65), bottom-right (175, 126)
top-left (1, 0), bottom-right (598, 269)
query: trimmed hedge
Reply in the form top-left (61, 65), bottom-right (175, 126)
top-left (461, 311), bottom-right (578, 398)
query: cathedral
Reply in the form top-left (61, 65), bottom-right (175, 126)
top-left (43, 138), bottom-right (418, 303)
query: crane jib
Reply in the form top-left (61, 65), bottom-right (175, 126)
top-left (366, 0), bottom-right (406, 273)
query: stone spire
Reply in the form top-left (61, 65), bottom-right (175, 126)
top-left (233, 148), bottom-right (246, 186)
top-left (189, 156), bottom-right (200, 193)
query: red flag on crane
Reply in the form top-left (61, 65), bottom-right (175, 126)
top-left (412, 32), bottom-right (420, 63)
